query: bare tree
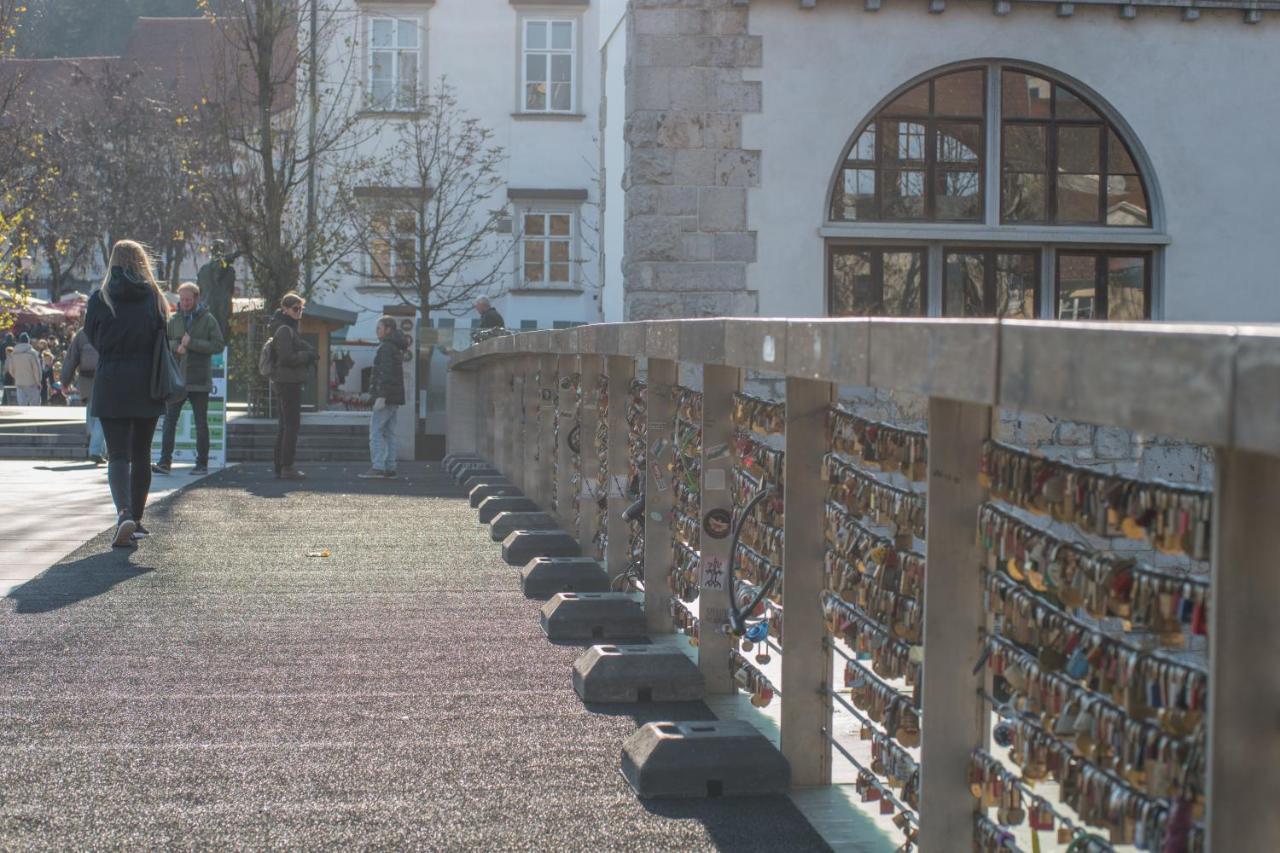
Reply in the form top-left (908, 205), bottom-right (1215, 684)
top-left (0, 0), bottom-right (41, 327)
top-left (338, 79), bottom-right (511, 323)
top-left (195, 0), bottom-right (371, 308)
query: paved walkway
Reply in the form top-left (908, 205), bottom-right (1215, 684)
top-left (0, 463), bottom-right (831, 850)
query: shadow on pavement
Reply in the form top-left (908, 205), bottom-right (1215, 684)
top-left (196, 462), bottom-right (464, 500)
top-left (5, 551), bottom-right (154, 614)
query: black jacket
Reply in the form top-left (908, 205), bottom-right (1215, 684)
top-left (370, 329), bottom-right (408, 406)
top-left (267, 309), bottom-right (315, 385)
top-left (479, 306), bottom-right (505, 329)
top-left (84, 267), bottom-right (166, 419)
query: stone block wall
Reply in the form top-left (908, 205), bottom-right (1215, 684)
top-left (623, 0), bottom-right (763, 320)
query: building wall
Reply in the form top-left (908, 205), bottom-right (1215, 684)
top-left (599, 0), bottom-right (628, 322)
top-left (318, 0), bottom-right (605, 340)
top-left (740, 1), bottom-right (1279, 321)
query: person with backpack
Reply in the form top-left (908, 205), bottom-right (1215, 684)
top-left (358, 316), bottom-right (408, 479)
top-left (154, 281), bottom-right (225, 476)
top-left (262, 292), bottom-right (315, 480)
top-left (83, 240), bottom-right (172, 547)
top-left (8, 332), bottom-right (43, 406)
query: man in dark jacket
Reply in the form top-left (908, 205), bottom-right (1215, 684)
top-left (267, 292), bottom-right (316, 480)
top-left (359, 316), bottom-right (408, 479)
top-left (474, 297), bottom-right (504, 330)
top-left (155, 282), bottom-right (226, 475)
top-left (62, 328), bottom-right (105, 462)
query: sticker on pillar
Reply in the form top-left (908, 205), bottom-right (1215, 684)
top-left (704, 469), bottom-right (726, 492)
top-left (609, 475), bottom-right (627, 498)
top-left (706, 442), bottom-right (730, 462)
top-left (762, 335), bottom-right (776, 363)
top-left (700, 555), bottom-right (726, 590)
top-left (649, 437), bottom-right (668, 458)
top-left (703, 508), bottom-right (732, 540)
top-left (650, 462), bottom-right (669, 491)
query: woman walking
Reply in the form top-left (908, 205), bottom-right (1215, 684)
top-left (84, 240), bottom-right (171, 547)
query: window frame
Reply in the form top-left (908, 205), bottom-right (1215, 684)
top-left (519, 17), bottom-right (578, 116)
top-left (1054, 249), bottom-right (1153, 321)
top-left (366, 15), bottom-right (423, 113)
top-left (941, 246), bottom-right (1041, 318)
top-left (366, 208), bottom-right (419, 286)
top-left (516, 208), bottom-right (578, 290)
top-left (826, 244), bottom-right (930, 318)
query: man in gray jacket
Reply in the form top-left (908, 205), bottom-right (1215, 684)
top-left (8, 333), bottom-right (42, 406)
top-left (62, 327), bottom-right (105, 462)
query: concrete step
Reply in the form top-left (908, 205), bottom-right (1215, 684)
top-left (0, 446), bottom-right (87, 460)
top-left (228, 449), bottom-right (372, 462)
top-left (0, 432), bottom-right (86, 447)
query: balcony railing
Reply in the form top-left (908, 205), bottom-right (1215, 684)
top-left (447, 318), bottom-right (1280, 852)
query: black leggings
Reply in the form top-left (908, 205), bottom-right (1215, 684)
top-left (101, 416), bottom-right (160, 522)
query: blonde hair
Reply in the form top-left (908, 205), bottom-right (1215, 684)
top-left (101, 240), bottom-right (171, 319)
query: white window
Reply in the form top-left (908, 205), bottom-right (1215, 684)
top-left (521, 19), bottom-right (575, 113)
top-left (521, 211), bottom-right (574, 286)
top-left (369, 211), bottom-right (417, 285)
top-left (368, 17), bottom-right (420, 111)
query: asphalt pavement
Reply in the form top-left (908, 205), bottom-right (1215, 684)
top-left (0, 462), bottom-right (829, 850)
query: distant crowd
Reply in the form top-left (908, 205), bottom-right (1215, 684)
top-left (1, 325), bottom-right (79, 406)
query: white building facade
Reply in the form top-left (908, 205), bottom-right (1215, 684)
top-left (318, 0), bottom-right (607, 340)
top-left (607, 0), bottom-right (1280, 324)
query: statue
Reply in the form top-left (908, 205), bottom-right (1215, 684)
top-left (197, 240), bottom-right (241, 338)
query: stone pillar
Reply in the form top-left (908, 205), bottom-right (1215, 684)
top-left (623, 0), bottom-right (763, 320)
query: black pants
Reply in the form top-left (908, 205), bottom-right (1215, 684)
top-left (101, 416), bottom-right (160, 522)
top-left (273, 382), bottom-right (302, 473)
top-left (159, 391), bottom-right (210, 466)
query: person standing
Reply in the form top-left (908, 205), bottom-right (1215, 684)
top-left (267, 292), bottom-right (315, 480)
top-left (197, 240), bottom-right (240, 339)
top-left (154, 282), bottom-right (225, 476)
top-left (8, 332), bottom-right (42, 406)
top-left (39, 350), bottom-right (55, 404)
top-left (474, 296), bottom-right (505, 330)
top-left (61, 327), bottom-right (105, 463)
top-left (84, 240), bottom-right (171, 548)
top-left (358, 317), bottom-right (407, 479)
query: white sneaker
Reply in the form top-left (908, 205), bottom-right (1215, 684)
top-left (112, 517), bottom-right (137, 548)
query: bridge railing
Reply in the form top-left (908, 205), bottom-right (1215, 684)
top-left (448, 318), bottom-right (1280, 852)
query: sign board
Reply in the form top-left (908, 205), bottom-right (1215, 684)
top-left (151, 349), bottom-right (229, 468)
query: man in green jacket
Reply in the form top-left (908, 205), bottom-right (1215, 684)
top-left (154, 282), bottom-right (226, 475)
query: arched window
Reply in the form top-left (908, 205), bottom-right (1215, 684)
top-left (826, 63), bottom-right (1160, 322)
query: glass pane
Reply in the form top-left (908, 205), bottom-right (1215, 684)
top-left (371, 52), bottom-right (392, 83)
top-left (371, 19), bottom-right (394, 48)
top-left (396, 19), bottom-right (417, 48)
top-left (936, 169), bottom-right (982, 221)
top-left (370, 78), bottom-right (393, 110)
top-left (526, 83), bottom-right (546, 111)
top-left (1056, 174), bottom-right (1101, 223)
top-left (526, 53), bottom-right (547, 83)
top-left (397, 53), bottom-right (417, 107)
top-left (1056, 85), bottom-right (1100, 121)
top-left (834, 168), bottom-right (875, 221)
top-left (550, 81), bottom-right (571, 112)
top-left (551, 21), bottom-right (573, 50)
top-left (395, 241), bottom-right (415, 282)
top-left (551, 54), bottom-right (572, 83)
top-left (1058, 126), bottom-right (1101, 174)
top-left (371, 241), bottom-right (391, 281)
top-left (1002, 70), bottom-right (1052, 119)
top-left (524, 241), bottom-right (545, 282)
top-left (549, 263), bottom-right (571, 283)
top-left (882, 169), bottom-right (926, 219)
top-left (1002, 172), bottom-right (1047, 222)
top-left (1106, 175), bottom-right (1149, 226)
top-left (883, 252), bottom-right (925, 316)
top-left (395, 213), bottom-right (416, 234)
top-left (1004, 125), bottom-right (1046, 172)
top-left (850, 127), bottom-right (876, 162)
top-left (1107, 129), bottom-right (1138, 174)
top-left (549, 215), bottom-right (571, 236)
top-left (1056, 255), bottom-right (1097, 320)
top-left (882, 120), bottom-right (926, 165)
top-left (994, 253), bottom-right (1038, 319)
top-left (1106, 256), bottom-right (1147, 320)
top-left (549, 240), bottom-right (570, 262)
top-left (885, 82), bottom-right (929, 116)
top-left (944, 252), bottom-right (985, 317)
top-left (526, 21), bottom-right (547, 50)
top-left (934, 69), bottom-right (984, 117)
top-left (937, 122), bottom-right (981, 163)
top-left (829, 250), bottom-right (876, 316)
top-left (524, 214), bottom-right (545, 236)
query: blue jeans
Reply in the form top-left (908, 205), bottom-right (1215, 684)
top-left (86, 407), bottom-right (105, 458)
top-left (370, 404), bottom-right (399, 471)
